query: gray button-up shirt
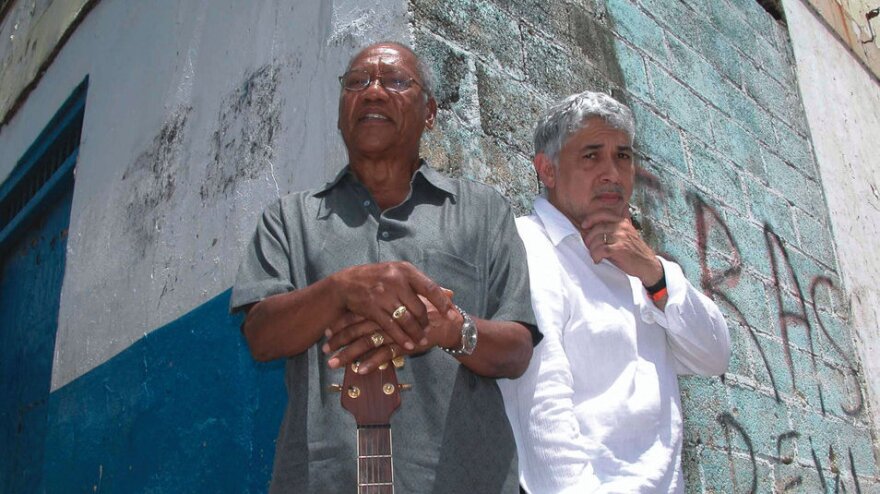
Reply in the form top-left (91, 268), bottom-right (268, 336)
top-left (231, 162), bottom-right (538, 494)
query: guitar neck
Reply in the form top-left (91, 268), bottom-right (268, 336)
top-left (357, 425), bottom-right (393, 494)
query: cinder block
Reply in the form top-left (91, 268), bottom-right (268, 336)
top-left (613, 39), bottom-right (652, 102)
top-left (727, 385), bottom-right (792, 458)
top-left (751, 333), bottom-right (795, 398)
top-left (762, 147), bottom-right (823, 214)
top-left (699, 440), bottom-right (774, 493)
top-left (413, 31), bottom-right (473, 113)
top-left (810, 309), bottom-right (856, 364)
top-left (475, 63), bottom-right (550, 155)
top-left (491, 0), bottom-right (573, 44)
top-left (689, 145), bottom-right (746, 214)
top-left (742, 66), bottom-right (801, 132)
top-left (522, 27), bottom-right (616, 99)
top-left (680, 376), bottom-right (730, 449)
top-left (725, 319), bottom-right (757, 380)
top-left (713, 112), bottom-right (766, 180)
top-left (629, 100), bottom-right (687, 174)
top-left (702, 0), bottom-right (763, 66)
top-left (604, 0), bottom-right (669, 64)
top-left (632, 0), bottom-right (706, 55)
top-left (410, 0), bottom-right (524, 76)
top-left (700, 29), bottom-right (745, 87)
top-left (665, 36), bottom-right (733, 112)
top-left (723, 0), bottom-right (778, 47)
top-left (792, 209), bottom-right (834, 268)
top-left (716, 83), bottom-right (776, 142)
top-left (721, 211), bottom-right (772, 279)
top-left (478, 134), bottom-right (539, 215)
top-left (419, 111), bottom-right (485, 179)
top-left (647, 63), bottom-right (715, 145)
top-left (772, 121), bottom-right (817, 179)
top-left (745, 176), bottom-right (796, 245)
top-left (569, 8), bottom-right (625, 84)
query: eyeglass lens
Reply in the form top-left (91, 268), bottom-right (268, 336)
top-left (341, 70), bottom-right (414, 92)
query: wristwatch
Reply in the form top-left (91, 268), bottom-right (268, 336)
top-left (443, 305), bottom-right (477, 356)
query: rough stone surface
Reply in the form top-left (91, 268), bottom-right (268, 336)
top-left (411, 0), bottom-right (879, 490)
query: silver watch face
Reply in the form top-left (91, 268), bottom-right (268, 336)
top-left (462, 317), bottom-right (477, 353)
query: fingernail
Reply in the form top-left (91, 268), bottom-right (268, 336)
top-left (324, 328), bottom-right (332, 338)
top-left (358, 365), bottom-right (369, 374)
top-left (404, 342), bottom-right (415, 351)
top-left (446, 309), bottom-right (457, 321)
top-left (328, 357), bottom-right (339, 368)
top-left (322, 343), bottom-right (330, 354)
top-left (420, 338), bottom-right (428, 346)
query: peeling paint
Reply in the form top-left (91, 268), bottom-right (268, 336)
top-left (121, 105), bottom-right (191, 257)
top-left (200, 63), bottom-right (282, 202)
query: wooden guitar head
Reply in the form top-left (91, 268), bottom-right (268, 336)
top-left (340, 362), bottom-right (401, 426)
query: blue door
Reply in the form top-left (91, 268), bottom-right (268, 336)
top-left (0, 186), bottom-right (73, 493)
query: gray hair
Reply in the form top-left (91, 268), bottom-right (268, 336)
top-left (534, 91), bottom-right (635, 164)
top-left (345, 41), bottom-right (436, 100)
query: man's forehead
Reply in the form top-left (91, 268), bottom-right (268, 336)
top-left (350, 45), bottom-right (415, 70)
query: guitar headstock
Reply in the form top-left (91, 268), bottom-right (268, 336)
top-left (340, 362), bottom-right (402, 426)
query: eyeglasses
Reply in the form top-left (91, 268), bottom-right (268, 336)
top-left (339, 69), bottom-right (422, 93)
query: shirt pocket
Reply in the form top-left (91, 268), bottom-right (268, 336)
top-left (420, 248), bottom-right (484, 316)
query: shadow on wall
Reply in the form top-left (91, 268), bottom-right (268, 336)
top-left (40, 290), bottom-right (286, 493)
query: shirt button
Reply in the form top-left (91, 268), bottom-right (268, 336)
top-left (641, 308), bottom-right (655, 324)
top-left (381, 231), bottom-right (389, 239)
top-left (363, 200), bottom-right (370, 207)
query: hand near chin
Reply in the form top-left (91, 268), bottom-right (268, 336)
top-left (581, 210), bottom-right (663, 286)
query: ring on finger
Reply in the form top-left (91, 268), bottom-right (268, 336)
top-left (603, 233), bottom-right (609, 245)
top-left (370, 332), bottom-right (384, 347)
top-left (392, 305), bottom-right (408, 320)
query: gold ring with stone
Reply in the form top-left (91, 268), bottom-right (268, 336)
top-left (392, 305), bottom-right (408, 320)
top-left (370, 332), bottom-right (384, 347)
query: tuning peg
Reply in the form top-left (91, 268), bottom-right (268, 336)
top-left (328, 384), bottom-right (343, 393)
top-left (398, 383), bottom-right (413, 391)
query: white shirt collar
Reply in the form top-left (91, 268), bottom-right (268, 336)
top-left (533, 197), bottom-right (581, 247)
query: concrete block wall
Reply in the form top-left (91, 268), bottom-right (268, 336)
top-left (412, 0), bottom-right (878, 490)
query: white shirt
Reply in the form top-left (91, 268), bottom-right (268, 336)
top-left (500, 197), bottom-right (730, 494)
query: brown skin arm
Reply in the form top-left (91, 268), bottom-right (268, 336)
top-left (324, 296), bottom-right (534, 378)
top-left (581, 210), bottom-right (667, 309)
top-left (241, 261), bottom-right (455, 362)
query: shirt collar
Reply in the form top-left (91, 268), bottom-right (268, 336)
top-left (533, 196), bottom-right (581, 246)
top-left (313, 159), bottom-right (457, 198)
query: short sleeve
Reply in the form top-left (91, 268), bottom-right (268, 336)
top-left (230, 200), bottom-right (296, 313)
top-left (485, 200), bottom-right (541, 345)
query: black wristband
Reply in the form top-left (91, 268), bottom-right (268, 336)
top-left (643, 265), bottom-right (666, 295)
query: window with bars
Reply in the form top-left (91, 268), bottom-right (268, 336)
top-left (0, 78), bottom-right (87, 252)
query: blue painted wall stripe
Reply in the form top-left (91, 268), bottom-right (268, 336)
top-left (41, 290), bottom-right (286, 493)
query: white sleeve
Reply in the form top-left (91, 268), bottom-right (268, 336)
top-left (498, 220), bottom-right (602, 494)
top-left (641, 257), bottom-right (731, 376)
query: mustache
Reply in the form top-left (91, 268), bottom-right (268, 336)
top-left (593, 185), bottom-right (624, 196)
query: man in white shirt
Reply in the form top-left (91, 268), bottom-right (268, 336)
top-left (499, 91), bottom-right (731, 493)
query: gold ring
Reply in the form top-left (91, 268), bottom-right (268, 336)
top-left (392, 305), bottom-right (407, 320)
top-left (603, 233), bottom-right (608, 245)
top-left (370, 332), bottom-right (384, 347)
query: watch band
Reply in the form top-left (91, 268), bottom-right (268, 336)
top-left (442, 305), bottom-right (476, 356)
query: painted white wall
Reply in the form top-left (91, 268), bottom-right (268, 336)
top-left (784, 0), bottom-right (880, 435)
top-left (0, 0), bottom-right (412, 390)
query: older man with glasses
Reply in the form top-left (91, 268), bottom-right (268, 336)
top-left (230, 41), bottom-right (539, 493)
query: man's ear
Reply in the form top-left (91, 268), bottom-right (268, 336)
top-left (534, 153), bottom-right (556, 189)
top-left (425, 97), bottom-right (437, 130)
